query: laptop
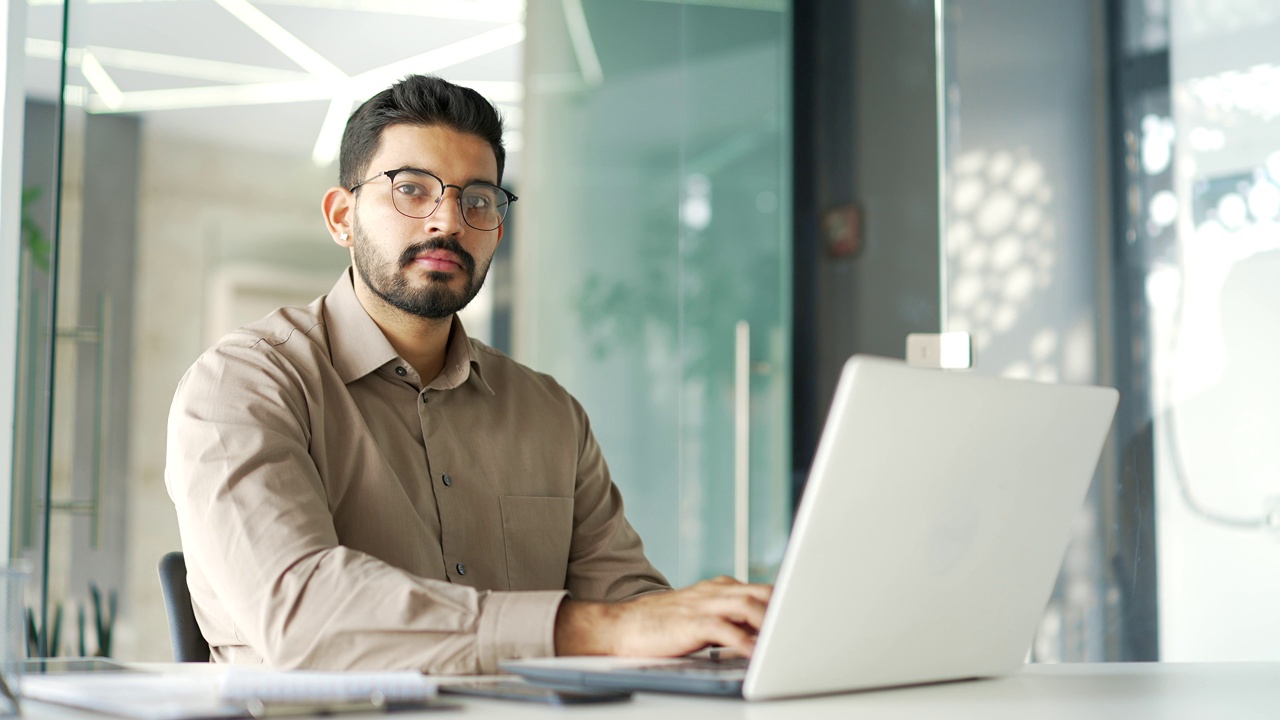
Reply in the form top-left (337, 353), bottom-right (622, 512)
top-left (502, 355), bottom-right (1119, 701)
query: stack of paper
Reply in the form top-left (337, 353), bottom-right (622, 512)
top-left (22, 666), bottom-right (439, 719)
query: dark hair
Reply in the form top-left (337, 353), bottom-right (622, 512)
top-left (338, 74), bottom-right (507, 189)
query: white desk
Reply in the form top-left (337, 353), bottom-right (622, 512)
top-left (23, 662), bottom-right (1279, 720)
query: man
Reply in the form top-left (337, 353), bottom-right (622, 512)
top-left (166, 75), bottom-right (771, 674)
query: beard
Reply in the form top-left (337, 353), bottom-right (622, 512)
top-left (351, 217), bottom-right (492, 320)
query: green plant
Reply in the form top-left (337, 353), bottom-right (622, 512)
top-left (25, 602), bottom-right (63, 658)
top-left (89, 583), bottom-right (117, 657)
top-left (20, 185), bottom-right (52, 272)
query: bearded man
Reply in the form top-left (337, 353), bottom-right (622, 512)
top-left (165, 74), bottom-right (771, 674)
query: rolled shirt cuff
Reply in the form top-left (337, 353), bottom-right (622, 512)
top-left (476, 590), bottom-right (569, 674)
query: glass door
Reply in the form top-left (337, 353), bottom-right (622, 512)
top-left (520, 0), bottom-right (792, 586)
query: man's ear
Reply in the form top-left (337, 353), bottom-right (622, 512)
top-left (323, 186), bottom-right (354, 248)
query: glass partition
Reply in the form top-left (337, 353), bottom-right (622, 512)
top-left (14, 0), bottom-right (523, 661)
top-left (520, 0), bottom-right (792, 586)
top-left (937, 0), bottom-right (1117, 661)
top-left (12, 0), bottom-right (790, 662)
top-left (941, 0), bottom-right (1280, 662)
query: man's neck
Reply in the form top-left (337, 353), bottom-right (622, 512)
top-left (352, 280), bottom-right (453, 384)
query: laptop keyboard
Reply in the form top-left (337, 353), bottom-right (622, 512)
top-left (633, 657), bottom-right (750, 675)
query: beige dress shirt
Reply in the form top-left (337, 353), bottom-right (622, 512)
top-left (165, 269), bottom-right (669, 674)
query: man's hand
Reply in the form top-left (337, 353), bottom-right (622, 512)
top-left (554, 576), bottom-right (773, 658)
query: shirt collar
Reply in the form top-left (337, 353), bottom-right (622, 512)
top-left (427, 315), bottom-right (496, 395)
top-left (325, 268), bottom-right (495, 396)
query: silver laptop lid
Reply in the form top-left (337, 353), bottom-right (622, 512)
top-left (744, 355), bottom-right (1118, 700)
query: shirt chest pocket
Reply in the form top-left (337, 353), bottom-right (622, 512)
top-left (500, 496), bottom-right (574, 591)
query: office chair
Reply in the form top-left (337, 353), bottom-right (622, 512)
top-left (157, 552), bottom-right (211, 662)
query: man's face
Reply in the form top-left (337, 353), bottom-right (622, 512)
top-left (348, 124), bottom-right (504, 320)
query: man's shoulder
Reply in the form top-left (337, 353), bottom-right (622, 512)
top-left (218, 299), bottom-right (327, 351)
top-left (189, 297), bottom-right (332, 384)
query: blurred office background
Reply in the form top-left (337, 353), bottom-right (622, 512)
top-left (0, 0), bottom-right (1276, 663)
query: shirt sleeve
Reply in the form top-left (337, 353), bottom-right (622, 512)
top-left (165, 339), bottom-right (566, 674)
top-left (564, 397), bottom-right (673, 601)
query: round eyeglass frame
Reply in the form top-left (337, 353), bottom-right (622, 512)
top-left (349, 168), bottom-right (517, 231)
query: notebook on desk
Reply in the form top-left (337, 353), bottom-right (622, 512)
top-left (502, 355), bottom-right (1119, 701)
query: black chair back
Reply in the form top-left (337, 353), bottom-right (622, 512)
top-left (157, 552), bottom-right (210, 662)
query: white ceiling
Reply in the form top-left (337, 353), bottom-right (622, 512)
top-left (22, 0), bottom-right (527, 169)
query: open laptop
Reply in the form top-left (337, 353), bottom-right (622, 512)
top-left (502, 355), bottom-right (1119, 701)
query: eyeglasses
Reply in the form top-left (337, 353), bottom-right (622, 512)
top-left (349, 168), bottom-right (517, 231)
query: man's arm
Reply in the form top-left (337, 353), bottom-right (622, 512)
top-left (166, 340), bottom-right (564, 674)
top-left (555, 576), bottom-right (773, 657)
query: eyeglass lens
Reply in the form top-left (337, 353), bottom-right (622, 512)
top-left (388, 170), bottom-right (510, 231)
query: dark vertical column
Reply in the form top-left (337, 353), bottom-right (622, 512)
top-left (1104, 0), bottom-right (1161, 661)
top-left (791, 0), bottom-right (940, 502)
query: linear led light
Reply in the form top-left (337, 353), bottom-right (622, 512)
top-left (214, 0), bottom-right (348, 82)
top-left (88, 45), bottom-right (312, 84)
top-left (26, 38), bottom-right (312, 86)
top-left (561, 0), bottom-right (602, 87)
top-left (24, 37), bottom-right (62, 60)
top-left (257, 0), bottom-right (525, 23)
top-left (349, 22), bottom-right (524, 97)
top-left (79, 50), bottom-right (125, 110)
top-left (86, 80), bottom-right (331, 113)
top-left (311, 94), bottom-right (354, 167)
top-left (29, 0), bottom-right (527, 21)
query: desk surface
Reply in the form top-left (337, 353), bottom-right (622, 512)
top-left (23, 662), bottom-right (1280, 720)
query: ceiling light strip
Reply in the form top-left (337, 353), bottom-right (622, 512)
top-left (245, 0), bottom-right (526, 23)
top-left (88, 45), bottom-right (313, 84)
top-left (560, 0), bottom-right (602, 87)
top-left (311, 94), bottom-right (353, 167)
top-left (87, 81), bottom-right (332, 113)
top-left (349, 22), bottom-right (525, 96)
top-left (214, 0), bottom-right (348, 82)
top-left (79, 51), bottom-right (126, 110)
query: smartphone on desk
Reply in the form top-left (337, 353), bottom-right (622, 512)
top-left (439, 679), bottom-right (632, 705)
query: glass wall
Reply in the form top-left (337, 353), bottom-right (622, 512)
top-left (940, 0), bottom-right (1280, 661)
top-left (11, 0), bottom-right (523, 661)
top-left (9, 0), bottom-right (791, 661)
top-left (520, 0), bottom-right (792, 587)
top-left (937, 0), bottom-right (1114, 661)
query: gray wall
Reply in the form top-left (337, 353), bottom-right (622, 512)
top-left (795, 0), bottom-right (942, 468)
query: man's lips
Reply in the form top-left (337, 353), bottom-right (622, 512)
top-left (410, 251), bottom-right (463, 272)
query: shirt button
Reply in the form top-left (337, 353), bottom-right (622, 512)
top-left (395, 366), bottom-right (407, 376)
top-left (442, 474), bottom-right (452, 487)
top-left (421, 394), bottom-right (429, 404)
top-left (456, 563), bottom-right (466, 576)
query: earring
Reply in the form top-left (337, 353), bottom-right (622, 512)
top-left (340, 232), bottom-right (348, 241)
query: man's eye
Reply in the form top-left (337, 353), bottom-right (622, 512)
top-left (462, 194), bottom-right (492, 209)
top-left (395, 182), bottom-right (430, 197)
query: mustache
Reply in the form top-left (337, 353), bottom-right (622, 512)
top-left (399, 238), bottom-right (477, 275)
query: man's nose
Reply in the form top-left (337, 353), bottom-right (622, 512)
top-left (425, 189), bottom-right (465, 235)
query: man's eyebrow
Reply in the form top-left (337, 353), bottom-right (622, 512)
top-left (395, 166), bottom-right (499, 187)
